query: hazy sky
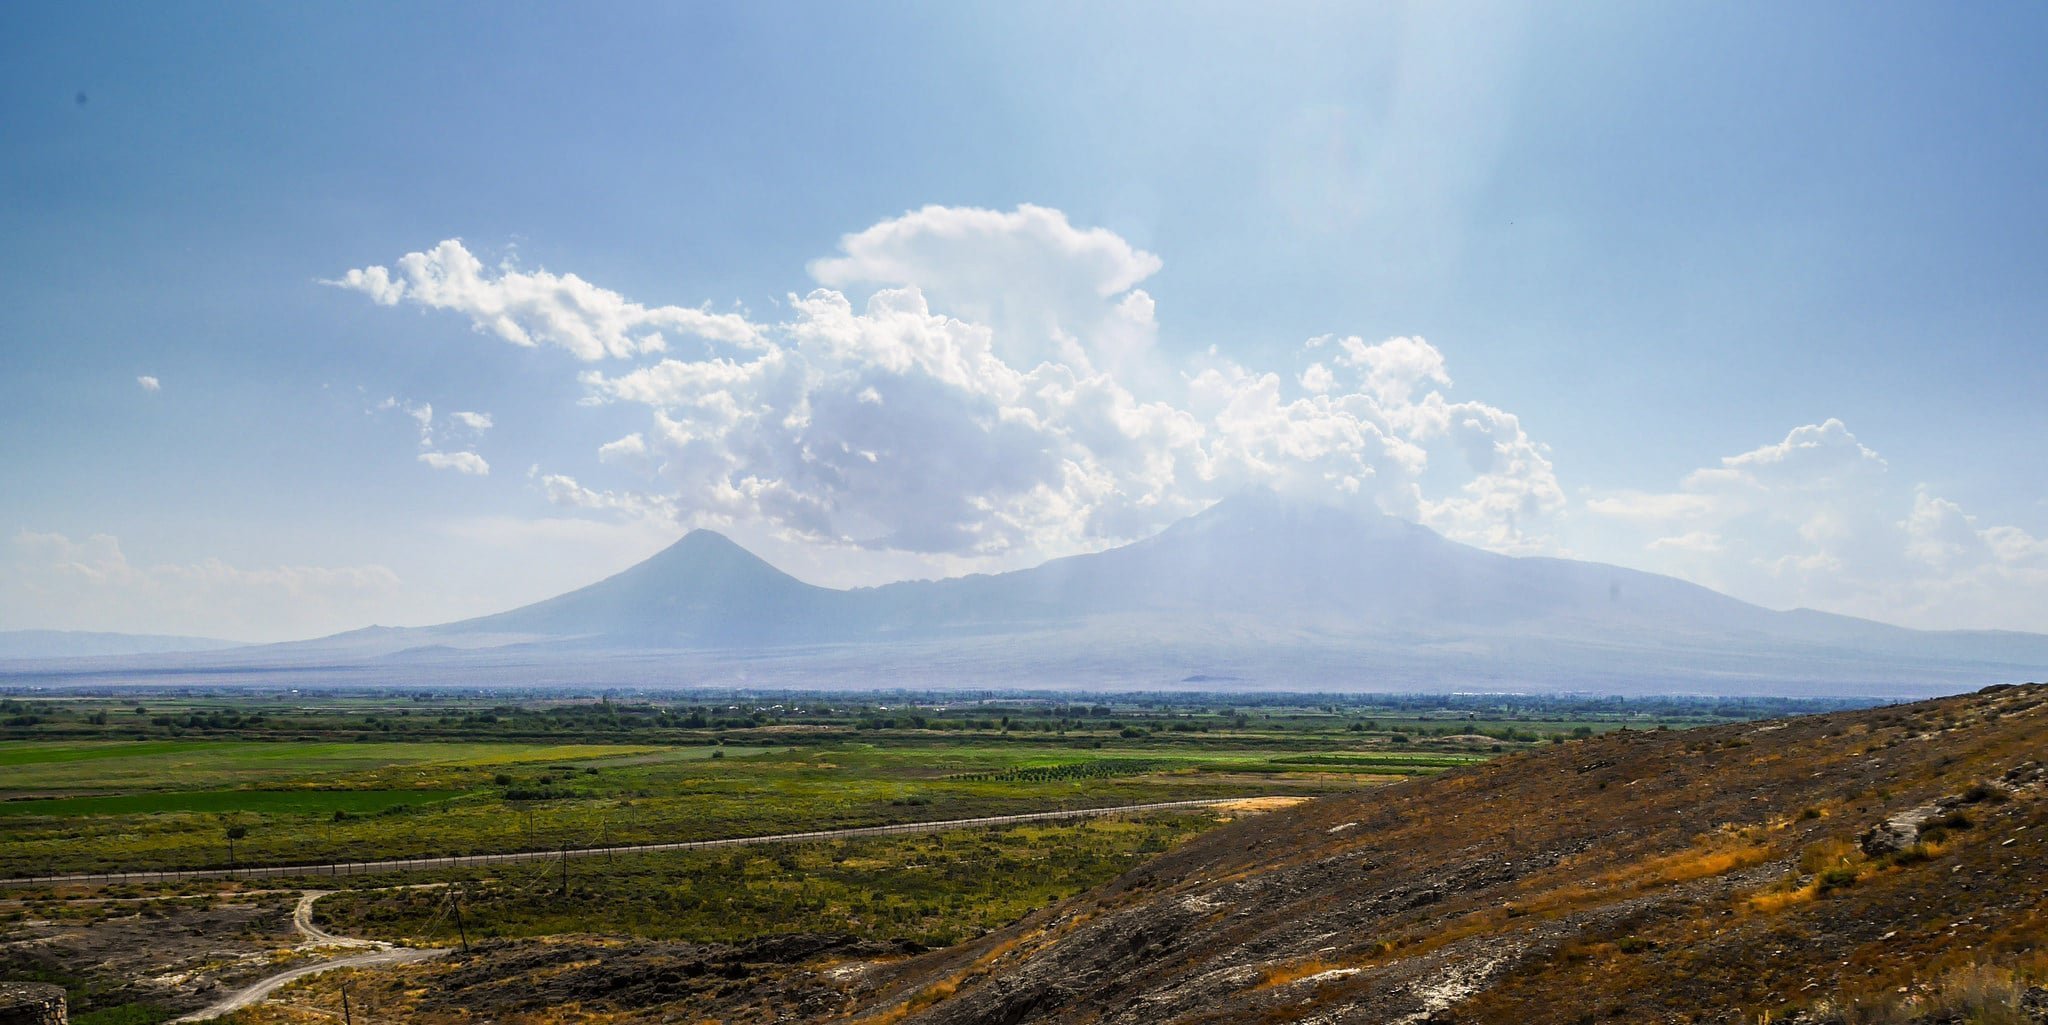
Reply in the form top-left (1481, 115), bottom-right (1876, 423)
top-left (4, 2), bottom-right (2045, 641)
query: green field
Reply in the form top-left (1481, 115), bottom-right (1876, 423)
top-left (0, 789), bottom-right (464, 818)
top-left (0, 740), bottom-right (680, 793)
top-left (0, 689), bottom-right (1841, 882)
top-left (0, 739), bottom-right (1392, 878)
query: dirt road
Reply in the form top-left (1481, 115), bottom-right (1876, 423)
top-left (291, 890), bottom-right (376, 948)
top-left (169, 944), bottom-right (444, 1022)
top-left (168, 888), bottom-right (446, 1022)
top-left (2, 797), bottom-right (1280, 888)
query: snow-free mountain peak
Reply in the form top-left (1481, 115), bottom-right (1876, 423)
top-left (25, 493), bottom-right (2041, 695)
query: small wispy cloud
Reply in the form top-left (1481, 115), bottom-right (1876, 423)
top-left (374, 397), bottom-right (488, 476)
top-left (450, 410), bottom-right (493, 432)
top-left (418, 451), bottom-right (490, 476)
top-left (136, 375), bottom-right (160, 393)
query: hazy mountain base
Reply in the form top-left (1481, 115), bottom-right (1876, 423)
top-left (0, 629), bottom-right (244, 660)
top-left (7, 624), bottom-right (2034, 698)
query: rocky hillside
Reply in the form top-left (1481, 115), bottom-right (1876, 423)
top-left (833, 683), bottom-right (2047, 1024)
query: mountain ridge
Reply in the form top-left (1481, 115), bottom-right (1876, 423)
top-left (4, 493), bottom-right (2043, 696)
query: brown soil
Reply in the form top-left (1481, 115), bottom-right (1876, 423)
top-left (233, 933), bottom-right (929, 1024)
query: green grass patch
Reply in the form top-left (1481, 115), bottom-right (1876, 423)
top-left (0, 789), bottom-right (466, 818)
top-left (0, 740), bottom-right (219, 768)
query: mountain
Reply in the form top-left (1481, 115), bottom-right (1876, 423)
top-left (5, 493), bottom-right (2044, 695)
top-left (0, 630), bottom-right (243, 660)
top-left (424, 492), bottom-right (2044, 651)
top-left (459, 529), bottom-right (851, 647)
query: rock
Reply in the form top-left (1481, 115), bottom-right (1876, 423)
top-left (2021, 986), bottom-right (2047, 1021)
top-left (0, 984), bottom-right (66, 1025)
top-left (1860, 805), bottom-right (1942, 856)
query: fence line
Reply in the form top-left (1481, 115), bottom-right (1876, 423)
top-left (0, 798), bottom-right (1264, 889)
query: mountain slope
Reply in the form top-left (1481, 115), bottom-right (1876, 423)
top-left (835, 684), bottom-right (2048, 1024)
top-left (434, 492), bottom-right (2038, 654)
top-left (458, 529), bottom-right (853, 647)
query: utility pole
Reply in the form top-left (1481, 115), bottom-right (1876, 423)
top-left (341, 982), bottom-right (354, 1025)
top-left (559, 844), bottom-right (569, 895)
top-left (451, 885), bottom-right (470, 953)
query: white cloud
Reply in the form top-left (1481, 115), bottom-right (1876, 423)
top-left (3, 529), bottom-right (402, 641)
top-left (1582, 421), bottom-right (2048, 630)
top-left (810, 204), bottom-right (1164, 380)
top-left (346, 210), bottom-right (1554, 563)
top-left (337, 206), bottom-right (1560, 561)
top-left (136, 375), bottom-right (160, 393)
top-left (374, 398), bottom-right (489, 476)
top-left (329, 239), bottom-right (761, 360)
top-left (418, 451), bottom-right (490, 476)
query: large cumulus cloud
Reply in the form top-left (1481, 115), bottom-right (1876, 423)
top-left (336, 206), bottom-right (1561, 563)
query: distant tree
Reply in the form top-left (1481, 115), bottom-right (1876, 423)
top-left (224, 824), bottom-right (249, 871)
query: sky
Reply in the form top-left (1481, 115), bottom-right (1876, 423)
top-left (2, 2), bottom-right (2045, 642)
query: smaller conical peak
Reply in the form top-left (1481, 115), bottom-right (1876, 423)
top-left (640, 529), bottom-right (776, 570)
top-left (668, 528), bottom-right (746, 553)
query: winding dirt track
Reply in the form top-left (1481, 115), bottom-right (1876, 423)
top-left (1, 798), bottom-right (1261, 888)
top-left (290, 890), bottom-right (375, 948)
top-left (170, 945), bottom-right (444, 1022)
top-left (171, 889), bottom-right (447, 1022)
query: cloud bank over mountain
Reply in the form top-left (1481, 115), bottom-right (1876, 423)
top-left (330, 205), bottom-right (2046, 632)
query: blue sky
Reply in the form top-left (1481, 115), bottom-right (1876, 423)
top-left (3, 2), bottom-right (2044, 640)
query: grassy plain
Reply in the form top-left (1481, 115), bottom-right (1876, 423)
top-left (0, 690), bottom-right (1849, 880)
top-left (0, 739), bottom-right (1391, 877)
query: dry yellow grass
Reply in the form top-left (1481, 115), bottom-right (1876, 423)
top-left (1744, 881), bottom-right (1819, 914)
top-left (1257, 957), bottom-right (1345, 989)
top-left (1613, 842), bottom-right (1777, 889)
top-left (1210, 795), bottom-right (1314, 814)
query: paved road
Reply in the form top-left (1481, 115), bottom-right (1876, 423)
top-left (0, 798), bottom-right (1262, 888)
